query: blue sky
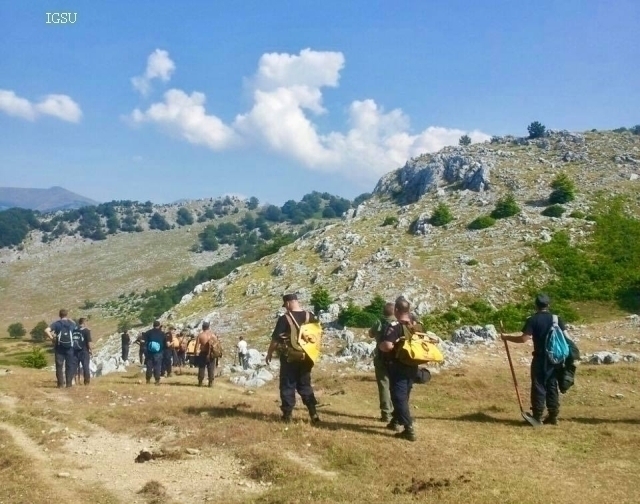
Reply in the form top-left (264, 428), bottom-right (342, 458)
top-left (0, 0), bottom-right (638, 205)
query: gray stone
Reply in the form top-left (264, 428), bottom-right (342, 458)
top-left (451, 325), bottom-right (498, 345)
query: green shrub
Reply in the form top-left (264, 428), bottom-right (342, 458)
top-left (537, 199), bottom-right (640, 311)
top-left (541, 205), bottom-right (566, 218)
top-left (468, 215), bottom-right (496, 230)
top-left (21, 348), bottom-right (48, 369)
top-left (613, 127), bottom-right (627, 133)
top-left (429, 203), bottom-right (454, 227)
top-left (632, 125), bottom-right (640, 135)
top-left (29, 321), bottom-right (48, 342)
top-left (338, 303), bottom-right (379, 328)
top-left (7, 322), bottom-right (26, 339)
top-left (527, 121), bottom-right (546, 139)
top-left (490, 194), bottom-right (520, 219)
top-left (117, 318), bottom-right (133, 333)
top-left (549, 173), bottom-right (576, 204)
top-left (569, 210), bottom-right (586, 219)
top-left (465, 259), bottom-right (479, 266)
top-left (459, 134), bottom-right (471, 146)
top-left (382, 216), bottom-right (398, 226)
top-left (80, 300), bottom-right (96, 309)
top-left (421, 299), bottom-right (577, 335)
top-left (337, 295), bottom-right (387, 328)
top-left (310, 287), bottom-right (333, 313)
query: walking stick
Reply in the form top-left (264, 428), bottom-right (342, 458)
top-left (500, 321), bottom-right (542, 428)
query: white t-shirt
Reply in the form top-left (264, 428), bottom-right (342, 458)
top-left (237, 339), bottom-right (248, 355)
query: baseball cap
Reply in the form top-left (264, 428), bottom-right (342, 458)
top-left (282, 293), bottom-right (298, 307)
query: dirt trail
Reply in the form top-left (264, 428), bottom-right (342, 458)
top-left (0, 392), bottom-right (264, 503)
top-left (0, 421), bottom-right (80, 503)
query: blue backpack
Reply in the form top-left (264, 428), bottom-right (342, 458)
top-left (147, 340), bottom-right (161, 354)
top-left (545, 315), bottom-right (570, 365)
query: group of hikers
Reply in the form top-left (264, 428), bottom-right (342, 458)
top-left (45, 291), bottom-right (573, 442)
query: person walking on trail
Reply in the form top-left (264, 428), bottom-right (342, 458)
top-left (378, 297), bottom-right (421, 442)
top-left (44, 309), bottom-right (77, 388)
top-left (135, 331), bottom-right (146, 366)
top-left (144, 320), bottom-right (166, 385)
top-left (195, 321), bottom-right (218, 387)
top-left (501, 294), bottom-right (568, 425)
top-left (237, 336), bottom-right (249, 370)
top-left (369, 302), bottom-right (395, 423)
top-left (266, 293), bottom-right (320, 425)
top-left (121, 329), bottom-right (131, 363)
top-left (76, 317), bottom-right (92, 385)
top-left (161, 327), bottom-right (175, 377)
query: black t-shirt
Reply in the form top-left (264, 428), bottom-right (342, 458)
top-left (144, 329), bottom-right (166, 353)
top-left (271, 310), bottom-right (317, 342)
top-left (122, 332), bottom-right (130, 346)
top-left (381, 320), bottom-right (407, 362)
top-left (522, 311), bottom-right (566, 357)
top-left (80, 327), bottom-right (91, 350)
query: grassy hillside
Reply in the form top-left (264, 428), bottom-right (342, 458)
top-left (0, 317), bottom-right (638, 503)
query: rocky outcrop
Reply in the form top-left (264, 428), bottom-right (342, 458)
top-left (373, 148), bottom-right (493, 204)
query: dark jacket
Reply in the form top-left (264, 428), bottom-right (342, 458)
top-left (556, 337), bottom-right (580, 394)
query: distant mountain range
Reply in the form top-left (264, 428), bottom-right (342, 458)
top-left (0, 186), bottom-right (99, 212)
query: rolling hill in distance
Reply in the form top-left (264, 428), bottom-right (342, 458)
top-left (0, 186), bottom-right (99, 212)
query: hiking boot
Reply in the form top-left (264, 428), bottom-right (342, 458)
top-left (310, 414), bottom-right (321, 425)
top-left (198, 381), bottom-right (203, 387)
top-left (543, 411), bottom-right (559, 425)
top-left (281, 413), bottom-right (292, 423)
top-left (154, 380), bottom-right (161, 386)
top-left (386, 419), bottom-right (400, 432)
top-left (208, 381), bottom-right (213, 388)
top-left (394, 426), bottom-right (417, 442)
top-left (531, 410), bottom-right (543, 424)
top-left (145, 379), bottom-right (150, 385)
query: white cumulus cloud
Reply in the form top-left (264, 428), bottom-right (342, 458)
top-left (131, 89), bottom-right (238, 150)
top-left (129, 48), bottom-right (491, 181)
top-left (131, 49), bottom-right (176, 95)
top-left (0, 89), bottom-right (82, 123)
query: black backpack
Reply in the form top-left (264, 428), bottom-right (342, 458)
top-left (57, 322), bottom-right (76, 349)
top-left (72, 328), bottom-right (85, 351)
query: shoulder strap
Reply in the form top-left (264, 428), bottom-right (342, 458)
top-left (285, 311), bottom-right (300, 330)
top-left (552, 314), bottom-right (558, 325)
top-left (305, 311), bottom-right (310, 324)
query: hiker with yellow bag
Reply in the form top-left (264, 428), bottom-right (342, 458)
top-left (378, 297), bottom-right (444, 442)
top-left (266, 293), bottom-right (322, 425)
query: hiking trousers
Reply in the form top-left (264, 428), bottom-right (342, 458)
top-left (146, 353), bottom-right (163, 382)
top-left (162, 349), bottom-right (173, 376)
top-left (373, 354), bottom-right (392, 418)
top-left (279, 358), bottom-right (317, 415)
top-left (388, 361), bottom-right (416, 427)
top-left (75, 349), bottom-right (91, 385)
top-left (196, 354), bottom-right (215, 384)
top-left (55, 346), bottom-right (76, 387)
top-left (122, 344), bottom-right (129, 362)
top-left (530, 358), bottom-right (560, 417)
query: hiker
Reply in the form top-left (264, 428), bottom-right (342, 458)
top-left (75, 317), bottom-right (92, 385)
top-left (161, 327), bottom-right (174, 377)
top-left (143, 320), bottom-right (166, 385)
top-left (186, 334), bottom-right (197, 367)
top-left (121, 329), bottom-right (130, 362)
top-left (501, 294), bottom-right (568, 425)
top-left (135, 331), bottom-right (146, 365)
top-left (177, 330), bottom-right (188, 368)
top-left (378, 297), bottom-right (421, 441)
top-left (266, 293), bottom-right (320, 424)
top-left (195, 321), bottom-right (218, 387)
top-left (44, 309), bottom-right (77, 388)
top-left (237, 336), bottom-right (249, 370)
top-left (368, 302), bottom-right (395, 422)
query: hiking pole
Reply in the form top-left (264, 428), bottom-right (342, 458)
top-left (499, 321), bottom-right (542, 428)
